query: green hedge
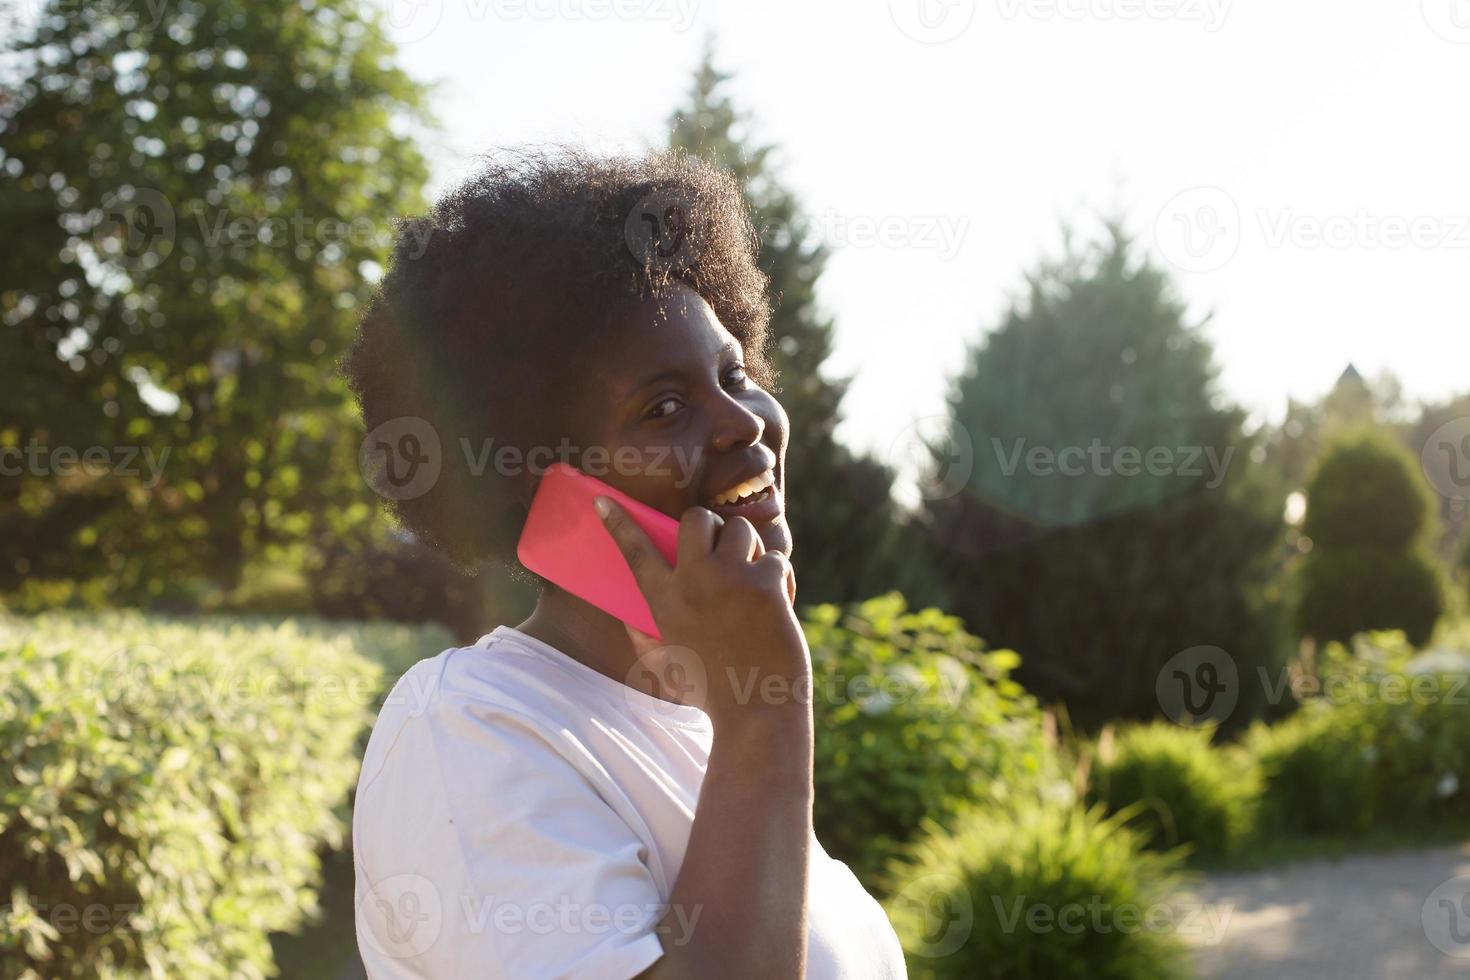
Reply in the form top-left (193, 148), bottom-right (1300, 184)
top-left (1245, 631), bottom-right (1470, 836)
top-left (0, 611), bottom-right (448, 979)
top-left (807, 593), bottom-right (1070, 896)
top-left (884, 800), bottom-right (1195, 980)
top-left (1089, 722), bottom-right (1258, 862)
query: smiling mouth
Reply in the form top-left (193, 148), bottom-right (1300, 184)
top-left (704, 468), bottom-right (776, 508)
top-left (702, 466), bottom-right (783, 524)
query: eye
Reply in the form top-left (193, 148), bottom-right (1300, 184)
top-left (643, 366), bottom-right (750, 422)
top-left (646, 396), bottom-right (683, 421)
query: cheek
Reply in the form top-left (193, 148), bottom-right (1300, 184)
top-left (616, 439), bottom-right (699, 498)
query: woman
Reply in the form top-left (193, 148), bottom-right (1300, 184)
top-left (346, 146), bottom-right (908, 978)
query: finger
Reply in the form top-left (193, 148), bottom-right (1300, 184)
top-left (675, 506), bottom-right (724, 569)
top-left (596, 496), bottom-right (673, 601)
top-left (754, 551), bottom-right (796, 605)
top-left (712, 515), bottom-right (761, 563)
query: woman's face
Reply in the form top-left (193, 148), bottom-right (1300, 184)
top-left (559, 284), bottom-right (792, 559)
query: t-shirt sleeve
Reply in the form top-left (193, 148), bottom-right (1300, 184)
top-left (353, 693), bottom-right (669, 980)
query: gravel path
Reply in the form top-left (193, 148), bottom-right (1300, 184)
top-left (1184, 843), bottom-right (1470, 980)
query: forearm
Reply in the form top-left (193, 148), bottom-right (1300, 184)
top-left (637, 704), bottom-right (815, 979)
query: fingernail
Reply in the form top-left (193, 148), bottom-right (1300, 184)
top-left (593, 496), bottom-right (610, 519)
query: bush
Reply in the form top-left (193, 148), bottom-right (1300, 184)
top-left (1297, 547), bottom-right (1444, 647)
top-left (1089, 722), bottom-right (1258, 862)
top-left (807, 592), bottom-right (1069, 896)
top-left (1246, 632), bottom-right (1470, 836)
top-left (1302, 431), bottom-right (1436, 550)
top-left (0, 611), bottom-right (446, 979)
top-left (1297, 430), bottom-right (1445, 645)
top-left (883, 800), bottom-right (1194, 980)
top-left (304, 529), bottom-right (538, 645)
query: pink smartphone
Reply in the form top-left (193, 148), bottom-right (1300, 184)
top-left (515, 461), bottom-right (680, 639)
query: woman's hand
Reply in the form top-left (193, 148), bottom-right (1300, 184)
top-left (595, 496), bottom-right (808, 729)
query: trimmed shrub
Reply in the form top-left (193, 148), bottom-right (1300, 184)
top-left (0, 611), bottom-right (447, 979)
top-left (807, 592), bottom-right (1069, 896)
top-left (1297, 547), bottom-right (1444, 648)
top-left (883, 800), bottom-right (1194, 980)
top-left (1302, 431), bottom-right (1436, 550)
top-left (1246, 631), bottom-right (1470, 836)
top-left (1297, 430), bottom-right (1445, 645)
top-left (1089, 722), bottom-right (1258, 862)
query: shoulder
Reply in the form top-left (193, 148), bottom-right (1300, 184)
top-left (357, 640), bottom-right (578, 791)
top-left (353, 633), bottom-right (651, 826)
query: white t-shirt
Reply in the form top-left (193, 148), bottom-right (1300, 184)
top-left (353, 624), bottom-right (909, 980)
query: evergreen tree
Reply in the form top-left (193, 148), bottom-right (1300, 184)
top-left (666, 44), bottom-right (940, 608)
top-left (924, 222), bottom-right (1286, 728)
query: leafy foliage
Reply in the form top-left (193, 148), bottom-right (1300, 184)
top-left (925, 223), bottom-right (1285, 727)
top-left (0, 611), bottom-right (449, 979)
top-left (1245, 631), bottom-right (1470, 836)
top-left (1089, 722), bottom-right (1258, 862)
top-left (883, 800), bottom-right (1193, 980)
top-left (0, 0), bottom-right (432, 602)
top-left (807, 592), bottom-right (1069, 895)
top-left (1296, 430), bottom-right (1445, 646)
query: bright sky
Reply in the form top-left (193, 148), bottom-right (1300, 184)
top-left (380, 0), bottom-right (1469, 463)
top-left (63, 0), bottom-right (1470, 494)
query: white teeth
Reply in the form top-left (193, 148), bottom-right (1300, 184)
top-left (708, 469), bottom-right (775, 506)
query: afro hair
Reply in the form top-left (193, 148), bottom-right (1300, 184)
top-left (344, 145), bottom-right (777, 587)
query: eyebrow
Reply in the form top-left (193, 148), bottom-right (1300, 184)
top-left (624, 341), bottom-right (741, 398)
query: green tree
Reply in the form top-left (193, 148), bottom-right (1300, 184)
top-left (923, 222), bottom-right (1286, 728)
top-left (666, 44), bottom-right (946, 610)
top-left (0, 0), bottom-right (432, 603)
top-left (1296, 429), bottom-right (1445, 646)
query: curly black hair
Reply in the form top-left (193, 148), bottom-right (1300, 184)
top-left (344, 146), bottom-right (777, 588)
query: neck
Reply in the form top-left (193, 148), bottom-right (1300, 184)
top-left (514, 588), bottom-right (671, 703)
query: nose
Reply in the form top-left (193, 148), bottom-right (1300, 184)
top-left (708, 392), bottom-right (765, 454)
